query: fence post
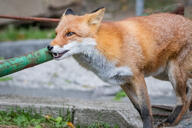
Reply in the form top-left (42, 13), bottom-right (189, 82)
top-left (136, 0), bottom-right (144, 16)
top-left (184, 0), bottom-right (192, 18)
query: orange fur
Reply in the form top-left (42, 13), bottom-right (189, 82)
top-left (95, 22), bottom-right (123, 61)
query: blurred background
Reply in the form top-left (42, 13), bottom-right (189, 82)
top-left (0, 0), bottom-right (191, 104)
top-left (0, 0), bottom-right (187, 27)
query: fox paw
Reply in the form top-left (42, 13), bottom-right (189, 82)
top-left (155, 119), bottom-right (172, 128)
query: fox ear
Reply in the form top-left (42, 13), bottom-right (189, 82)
top-left (63, 8), bottom-right (75, 16)
top-left (88, 7), bottom-right (105, 25)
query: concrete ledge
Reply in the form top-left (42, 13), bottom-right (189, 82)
top-left (0, 95), bottom-right (142, 128)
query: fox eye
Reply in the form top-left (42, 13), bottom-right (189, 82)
top-left (65, 32), bottom-right (75, 37)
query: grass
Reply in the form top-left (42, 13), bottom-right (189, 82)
top-left (114, 90), bottom-right (126, 101)
top-left (0, 77), bottom-right (13, 82)
top-left (0, 25), bottom-right (55, 42)
top-left (84, 122), bottom-right (119, 128)
top-left (0, 107), bottom-right (72, 128)
top-left (0, 107), bottom-right (118, 128)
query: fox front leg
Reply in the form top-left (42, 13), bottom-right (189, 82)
top-left (121, 75), bottom-right (153, 128)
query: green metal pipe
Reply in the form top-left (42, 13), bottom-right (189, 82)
top-left (0, 48), bottom-right (53, 77)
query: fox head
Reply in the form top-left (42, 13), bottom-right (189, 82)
top-left (47, 7), bottom-right (105, 60)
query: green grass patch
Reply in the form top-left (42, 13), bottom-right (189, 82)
top-left (0, 77), bottom-right (13, 82)
top-left (0, 107), bottom-right (119, 128)
top-left (114, 90), bottom-right (126, 101)
top-left (0, 25), bottom-right (55, 41)
top-left (0, 107), bottom-right (72, 128)
top-left (85, 122), bottom-right (119, 128)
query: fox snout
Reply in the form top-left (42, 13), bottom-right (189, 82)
top-left (47, 44), bottom-right (71, 59)
top-left (47, 45), bottom-right (53, 51)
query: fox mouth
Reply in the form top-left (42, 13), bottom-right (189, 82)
top-left (52, 50), bottom-right (69, 58)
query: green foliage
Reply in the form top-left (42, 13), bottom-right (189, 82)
top-left (145, 0), bottom-right (175, 10)
top-left (114, 90), bottom-right (126, 100)
top-left (76, 122), bottom-right (119, 128)
top-left (87, 122), bottom-right (111, 128)
top-left (0, 77), bottom-right (13, 82)
top-left (0, 107), bottom-right (118, 128)
top-left (0, 25), bottom-right (55, 41)
top-left (0, 107), bottom-right (71, 128)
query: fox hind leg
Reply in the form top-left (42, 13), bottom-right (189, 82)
top-left (186, 79), bottom-right (192, 111)
top-left (162, 60), bottom-right (191, 126)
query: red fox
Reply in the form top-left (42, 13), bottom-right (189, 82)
top-left (47, 8), bottom-right (192, 128)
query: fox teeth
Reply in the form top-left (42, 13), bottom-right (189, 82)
top-left (52, 53), bottom-right (59, 57)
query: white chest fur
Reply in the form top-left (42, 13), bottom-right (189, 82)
top-left (73, 47), bottom-right (133, 85)
top-left (52, 37), bottom-right (133, 85)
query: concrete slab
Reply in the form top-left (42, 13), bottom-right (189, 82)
top-left (1, 95), bottom-right (192, 128)
top-left (0, 95), bottom-right (142, 128)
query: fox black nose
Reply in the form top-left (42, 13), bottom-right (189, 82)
top-left (47, 45), bottom-right (53, 51)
